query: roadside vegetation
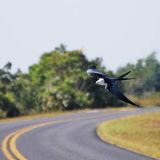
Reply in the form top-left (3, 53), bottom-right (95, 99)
top-left (97, 112), bottom-right (160, 159)
top-left (130, 92), bottom-right (160, 107)
top-left (0, 110), bottom-right (67, 123)
top-left (0, 44), bottom-right (160, 118)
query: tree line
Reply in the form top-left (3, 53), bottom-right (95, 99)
top-left (0, 45), bottom-right (160, 118)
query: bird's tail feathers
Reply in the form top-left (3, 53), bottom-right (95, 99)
top-left (117, 77), bottom-right (135, 81)
top-left (116, 71), bottom-right (135, 81)
top-left (118, 71), bottom-right (131, 78)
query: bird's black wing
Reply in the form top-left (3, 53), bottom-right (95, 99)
top-left (91, 70), bottom-right (106, 78)
top-left (87, 69), bottom-right (106, 79)
top-left (107, 82), bottom-right (140, 107)
top-left (87, 65), bottom-right (108, 79)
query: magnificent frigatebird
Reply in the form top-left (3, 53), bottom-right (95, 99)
top-left (87, 65), bottom-right (140, 107)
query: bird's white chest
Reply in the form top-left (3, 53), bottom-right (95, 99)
top-left (96, 78), bottom-right (107, 86)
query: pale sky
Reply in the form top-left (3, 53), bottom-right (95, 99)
top-left (0, 0), bottom-right (160, 72)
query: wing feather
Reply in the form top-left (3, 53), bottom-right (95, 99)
top-left (107, 83), bottom-right (140, 107)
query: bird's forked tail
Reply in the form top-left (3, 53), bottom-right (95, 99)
top-left (116, 71), bottom-right (135, 81)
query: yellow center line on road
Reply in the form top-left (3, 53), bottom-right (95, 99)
top-left (1, 112), bottom-right (120, 160)
top-left (2, 131), bottom-right (17, 160)
top-left (2, 121), bottom-right (58, 160)
top-left (10, 121), bottom-right (57, 160)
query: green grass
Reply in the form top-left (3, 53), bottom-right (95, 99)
top-left (97, 112), bottom-right (160, 159)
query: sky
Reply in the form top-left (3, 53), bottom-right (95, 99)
top-left (0, 0), bottom-right (160, 72)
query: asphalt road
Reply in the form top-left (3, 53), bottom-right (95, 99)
top-left (0, 107), bottom-right (159, 160)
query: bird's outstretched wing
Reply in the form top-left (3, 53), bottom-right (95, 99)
top-left (107, 82), bottom-right (140, 107)
top-left (89, 70), bottom-right (106, 78)
top-left (87, 65), bottom-right (106, 79)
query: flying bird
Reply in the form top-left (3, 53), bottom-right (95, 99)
top-left (87, 65), bottom-right (140, 107)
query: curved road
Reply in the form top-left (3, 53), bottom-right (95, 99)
top-left (0, 107), bottom-right (159, 160)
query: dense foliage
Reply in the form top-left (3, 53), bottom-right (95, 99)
top-left (117, 52), bottom-right (160, 95)
top-left (0, 45), bottom-right (160, 117)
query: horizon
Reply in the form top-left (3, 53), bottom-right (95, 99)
top-left (1, 46), bottom-right (159, 74)
top-left (0, 0), bottom-right (160, 72)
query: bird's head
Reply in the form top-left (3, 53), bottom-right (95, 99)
top-left (87, 65), bottom-right (97, 76)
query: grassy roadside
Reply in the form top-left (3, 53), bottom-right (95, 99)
top-left (97, 112), bottom-right (160, 159)
top-left (0, 111), bottom-right (71, 123)
top-left (130, 93), bottom-right (160, 107)
top-left (0, 106), bottom-right (135, 123)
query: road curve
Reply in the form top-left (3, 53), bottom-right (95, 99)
top-left (0, 107), bottom-right (159, 160)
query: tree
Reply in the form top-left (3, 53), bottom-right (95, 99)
top-left (0, 62), bottom-right (20, 117)
top-left (28, 45), bottom-right (121, 111)
top-left (55, 44), bottom-right (67, 53)
top-left (117, 52), bottom-right (160, 95)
